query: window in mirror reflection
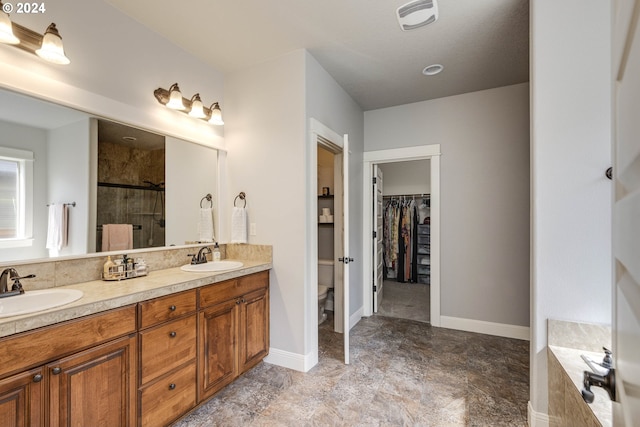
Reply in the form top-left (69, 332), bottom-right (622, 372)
top-left (0, 147), bottom-right (33, 245)
top-left (96, 120), bottom-right (166, 252)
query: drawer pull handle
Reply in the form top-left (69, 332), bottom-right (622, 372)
top-left (33, 374), bottom-right (43, 383)
top-left (236, 300), bottom-right (241, 304)
top-left (169, 305), bottom-right (177, 311)
top-left (168, 383), bottom-right (176, 390)
top-left (169, 331), bottom-right (177, 338)
top-left (52, 367), bottom-right (62, 375)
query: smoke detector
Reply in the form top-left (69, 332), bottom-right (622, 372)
top-left (396, 0), bottom-right (439, 31)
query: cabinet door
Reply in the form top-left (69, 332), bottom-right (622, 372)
top-left (198, 299), bottom-right (238, 402)
top-left (238, 288), bottom-right (269, 374)
top-left (48, 335), bottom-right (137, 427)
top-left (0, 367), bottom-right (44, 427)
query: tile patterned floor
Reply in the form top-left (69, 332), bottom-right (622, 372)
top-left (377, 280), bottom-right (430, 323)
top-left (174, 314), bottom-right (529, 427)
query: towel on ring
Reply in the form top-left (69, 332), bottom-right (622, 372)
top-left (46, 203), bottom-right (68, 250)
top-left (198, 208), bottom-right (215, 242)
top-left (231, 207), bottom-right (248, 244)
top-left (101, 224), bottom-right (133, 251)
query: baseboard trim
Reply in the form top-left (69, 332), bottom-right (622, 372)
top-left (440, 316), bottom-right (530, 340)
top-left (349, 307), bottom-right (363, 330)
top-left (263, 347), bottom-right (315, 372)
top-left (528, 401), bottom-right (549, 427)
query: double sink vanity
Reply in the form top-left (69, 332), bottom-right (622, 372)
top-left (0, 244), bottom-right (272, 427)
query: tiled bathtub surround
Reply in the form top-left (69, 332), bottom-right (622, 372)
top-left (0, 244), bottom-right (272, 291)
top-left (174, 314), bottom-right (530, 426)
top-left (547, 319), bottom-right (612, 427)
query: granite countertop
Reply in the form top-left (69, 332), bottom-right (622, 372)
top-left (548, 345), bottom-right (612, 427)
top-left (0, 259), bottom-right (271, 338)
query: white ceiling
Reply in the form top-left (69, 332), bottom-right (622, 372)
top-left (106, 0), bottom-right (529, 111)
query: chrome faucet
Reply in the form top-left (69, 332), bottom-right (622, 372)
top-left (0, 268), bottom-right (36, 298)
top-left (187, 246), bottom-right (212, 265)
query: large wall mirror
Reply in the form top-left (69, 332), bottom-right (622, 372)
top-left (0, 87), bottom-right (219, 264)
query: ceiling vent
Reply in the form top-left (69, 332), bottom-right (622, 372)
top-left (396, 0), bottom-right (439, 31)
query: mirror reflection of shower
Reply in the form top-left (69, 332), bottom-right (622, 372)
top-left (143, 180), bottom-right (165, 247)
top-left (96, 120), bottom-right (166, 251)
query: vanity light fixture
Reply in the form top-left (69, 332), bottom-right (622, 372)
top-left (208, 102), bottom-right (224, 126)
top-left (188, 93), bottom-right (207, 119)
top-left (0, 2), bottom-right (20, 44)
top-left (154, 83), bottom-right (224, 126)
top-left (0, 2), bottom-right (70, 64)
top-left (165, 83), bottom-right (186, 110)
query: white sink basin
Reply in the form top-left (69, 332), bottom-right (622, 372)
top-left (180, 261), bottom-right (244, 272)
top-left (0, 288), bottom-right (83, 318)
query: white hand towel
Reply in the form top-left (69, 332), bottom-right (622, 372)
top-left (231, 207), bottom-right (248, 244)
top-left (46, 204), bottom-right (68, 251)
top-left (101, 224), bottom-right (133, 251)
top-left (198, 208), bottom-right (215, 242)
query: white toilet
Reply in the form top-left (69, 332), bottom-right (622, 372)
top-left (318, 259), bottom-right (334, 325)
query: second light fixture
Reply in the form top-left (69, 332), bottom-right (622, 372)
top-left (154, 83), bottom-right (224, 125)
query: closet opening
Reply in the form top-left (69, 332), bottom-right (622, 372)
top-left (375, 160), bottom-right (431, 323)
top-left (362, 144), bottom-right (440, 326)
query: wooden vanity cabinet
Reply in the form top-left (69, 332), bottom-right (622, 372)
top-left (47, 335), bottom-right (137, 427)
top-left (0, 367), bottom-right (45, 427)
top-left (137, 290), bottom-right (197, 427)
top-left (0, 305), bottom-right (137, 427)
top-left (198, 271), bottom-right (269, 402)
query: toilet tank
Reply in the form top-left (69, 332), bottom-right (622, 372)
top-left (318, 259), bottom-right (334, 287)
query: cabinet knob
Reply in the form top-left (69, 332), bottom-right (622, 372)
top-left (236, 299), bottom-right (241, 305)
top-left (168, 383), bottom-right (176, 390)
top-left (169, 331), bottom-right (177, 338)
top-left (32, 374), bottom-right (43, 383)
top-left (52, 367), bottom-right (62, 375)
top-left (169, 305), bottom-right (177, 311)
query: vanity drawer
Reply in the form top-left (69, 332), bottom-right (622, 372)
top-left (138, 289), bottom-right (197, 329)
top-left (139, 362), bottom-right (196, 427)
top-left (199, 271), bottom-right (268, 307)
top-left (0, 305), bottom-right (136, 380)
top-left (139, 314), bottom-right (197, 385)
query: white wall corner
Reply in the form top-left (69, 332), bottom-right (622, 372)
top-left (349, 306), bottom-right (363, 331)
top-left (264, 347), bottom-right (317, 372)
top-left (440, 316), bottom-right (530, 341)
top-left (528, 401), bottom-right (550, 427)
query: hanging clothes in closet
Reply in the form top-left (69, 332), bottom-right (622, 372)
top-left (383, 195), bottom-right (430, 283)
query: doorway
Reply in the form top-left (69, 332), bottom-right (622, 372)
top-left (308, 118), bottom-right (350, 368)
top-left (375, 160), bottom-right (431, 323)
top-left (362, 145), bottom-right (441, 326)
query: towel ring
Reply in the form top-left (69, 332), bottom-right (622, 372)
top-left (234, 192), bottom-right (246, 208)
top-left (200, 194), bottom-right (213, 208)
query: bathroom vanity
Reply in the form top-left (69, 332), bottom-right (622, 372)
top-left (0, 246), bottom-right (271, 427)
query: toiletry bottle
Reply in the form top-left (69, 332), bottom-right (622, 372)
top-left (103, 256), bottom-right (114, 279)
top-left (213, 243), bottom-right (221, 261)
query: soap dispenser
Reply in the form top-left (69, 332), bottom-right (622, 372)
top-left (103, 256), bottom-right (114, 279)
top-left (213, 243), bottom-right (221, 262)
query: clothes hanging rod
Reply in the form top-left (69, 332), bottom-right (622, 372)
top-left (383, 193), bottom-right (430, 199)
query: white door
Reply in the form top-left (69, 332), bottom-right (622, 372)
top-left (340, 134), bottom-right (351, 364)
top-left (373, 165), bottom-right (384, 312)
top-left (612, 0), bottom-right (640, 424)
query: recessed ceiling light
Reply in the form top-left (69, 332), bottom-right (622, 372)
top-left (122, 136), bottom-right (137, 142)
top-left (422, 64), bottom-right (443, 76)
